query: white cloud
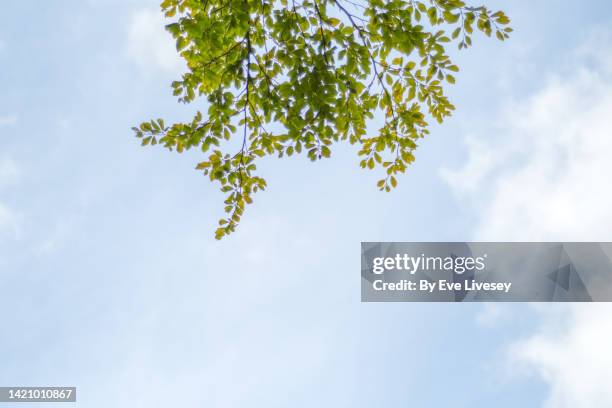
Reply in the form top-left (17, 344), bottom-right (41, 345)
top-left (510, 305), bottom-right (612, 408)
top-left (443, 40), bottom-right (612, 241)
top-left (125, 8), bottom-right (184, 75)
top-left (443, 29), bottom-right (612, 407)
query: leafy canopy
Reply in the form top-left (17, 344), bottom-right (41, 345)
top-left (133, 0), bottom-right (511, 239)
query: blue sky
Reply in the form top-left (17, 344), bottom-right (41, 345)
top-left (2, 1), bottom-right (612, 407)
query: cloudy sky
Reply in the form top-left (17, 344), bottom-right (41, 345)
top-left (1, 0), bottom-right (612, 407)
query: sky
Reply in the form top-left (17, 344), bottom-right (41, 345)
top-left (1, 0), bottom-right (612, 407)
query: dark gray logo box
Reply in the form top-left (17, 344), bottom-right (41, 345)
top-left (361, 242), bottom-right (612, 302)
top-left (0, 387), bottom-right (76, 403)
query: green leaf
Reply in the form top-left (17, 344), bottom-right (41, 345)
top-left (133, 0), bottom-right (513, 238)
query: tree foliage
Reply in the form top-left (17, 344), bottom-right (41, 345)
top-left (133, 0), bottom-right (511, 239)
